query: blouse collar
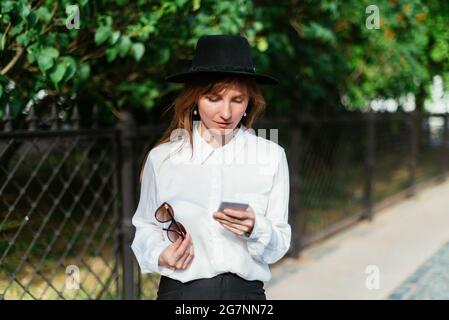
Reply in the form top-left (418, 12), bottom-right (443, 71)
top-left (192, 120), bottom-right (247, 164)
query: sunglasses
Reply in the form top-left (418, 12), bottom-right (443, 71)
top-left (154, 202), bottom-right (186, 243)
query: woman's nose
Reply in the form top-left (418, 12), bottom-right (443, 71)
top-left (220, 102), bottom-right (232, 119)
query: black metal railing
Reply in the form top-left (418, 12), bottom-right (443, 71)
top-left (1, 103), bottom-right (448, 300)
top-left (256, 111), bottom-right (449, 253)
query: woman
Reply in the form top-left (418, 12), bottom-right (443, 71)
top-left (131, 35), bottom-right (291, 300)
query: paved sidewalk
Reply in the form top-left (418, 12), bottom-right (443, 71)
top-left (266, 179), bottom-right (449, 299)
top-left (388, 240), bottom-right (449, 299)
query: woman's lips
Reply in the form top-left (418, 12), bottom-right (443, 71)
top-left (215, 121), bottom-right (231, 128)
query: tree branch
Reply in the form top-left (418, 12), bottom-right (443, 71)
top-left (1, 47), bottom-right (24, 75)
top-left (43, 3), bottom-right (59, 34)
top-left (1, 23), bottom-right (11, 51)
top-left (80, 49), bottom-right (105, 61)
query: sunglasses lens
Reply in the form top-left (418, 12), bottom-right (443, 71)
top-left (177, 222), bottom-right (186, 235)
top-left (155, 204), bottom-right (171, 222)
top-left (167, 230), bottom-right (180, 243)
top-left (167, 221), bottom-right (186, 243)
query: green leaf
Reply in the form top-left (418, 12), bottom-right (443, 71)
top-left (256, 37), bottom-right (268, 52)
top-left (36, 6), bottom-right (51, 23)
top-left (50, 61), bottom-right (68, 85)
top-left (95, 25), bottom-right (112, 45)
top-left (19, 2), bottom-right (31, 20)
top-left (118, 35), bottom-right (131, 57)
top-left (132, 43), bottom-right (145, 61)
top-left (26, 43), bottom-right (38, 63)
top-left (27, 11), bottom-right (37, 27)
top-left (78, 63), bottom-right (90, 81)
top-left (43, 47), bottom-right (59, 59)
top-left (157, 47), bottom-right (170, 65)
top-left (1, 13), bottom-right (11, 24)
top-left (430, 39), bottom-right (449, 63)
top-left (302, 22), bottom-right (336, 45)
top-left (106, 47), bottom-right (118, 62)
top-left (253, 21), bottom-right (263, 32)
top-left (110, 31), bottom-right (121, 45)
top-left (37, 47), bottom-right (59, 72)
top-left (144, 98), bottom-right (154, 110)
top-left (16, 33), bottom-right (31, 46)
top-left (192, 0), bottom-right (201, 11)
top-left (1, 1), bottom-right (14, 13)
top-left (61, 56), bottom-right (77, 81)
top-left (0, 83), bottom-right (3, 99)
top-left (11, 23), bottom-right (24, 36)
top-left (27, 52), bottom-right (35, 64)
top-left (175, 0), bottom-right (189, 8)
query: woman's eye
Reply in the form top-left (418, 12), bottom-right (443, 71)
top-left (206, 96), bottom-right (244, 103)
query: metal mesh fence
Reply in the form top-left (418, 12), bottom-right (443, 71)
top-left (1, 109), bottom-right (448, 299)
top-left (0, 129), bottom-right (122, 299)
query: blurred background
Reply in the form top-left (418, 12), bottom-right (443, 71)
top-left (0, 0), bottom-right (448, 299)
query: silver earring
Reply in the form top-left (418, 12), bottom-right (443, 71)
top-left (243, 112), bottom-right (247, 117)
top-left (193, 108), bottom-right (198, 115)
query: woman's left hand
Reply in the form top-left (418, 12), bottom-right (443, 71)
top-left (212, 206), bottom-right (255, 237)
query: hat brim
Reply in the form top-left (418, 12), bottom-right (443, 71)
top-left (165, 70), bottom-right (279, 85)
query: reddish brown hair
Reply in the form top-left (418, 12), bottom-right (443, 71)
top-left (140, 74), bottom-right (267, 181)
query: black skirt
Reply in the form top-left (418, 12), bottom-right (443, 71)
top-left (156, 272), bottom-right (266, 300)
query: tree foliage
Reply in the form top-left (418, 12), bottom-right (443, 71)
top-left (0, 0), bottom-right (448, 123)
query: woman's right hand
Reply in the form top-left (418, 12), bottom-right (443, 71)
top-left (158, 233), bottom-right (194, 270)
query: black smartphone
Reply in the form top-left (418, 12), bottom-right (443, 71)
top-left (217, 201), bottom-right (249, 212)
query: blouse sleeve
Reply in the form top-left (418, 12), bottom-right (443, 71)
top-left (130, 150), bottom-right (175, 276)
top-left (241, 147), bottom-right (292, 264)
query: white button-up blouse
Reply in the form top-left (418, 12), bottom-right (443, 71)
top-left (131, 120), bottom-right (291, 283)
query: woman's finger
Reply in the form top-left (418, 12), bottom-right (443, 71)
top-left (171, 236), bottom-right (183, 249)
top-left (174, 233), bottom-right (191, 261)
top-left (221, 222), bottom-right (245, 236)
top-left (215, 211), bottom-right (245, 225)
top-left (182, 245), bottom-right (194, 269)
top-left (187, 245), bottom-right (195, 267)
top-left (217, 218), bottom-right (251, 233)
top-left (222, 208), bottom-right (251, 220)
top-left (175, 245), bottom-right (191, 269)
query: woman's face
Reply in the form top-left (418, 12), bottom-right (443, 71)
top-left (197, 84), bottom-right (249, 136)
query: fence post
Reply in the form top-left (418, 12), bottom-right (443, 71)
top-left (363, 111), bottom-right (375, 221)
top-left (117, 110), bottom-right (137, 300)
top-left (443, 113), bottom-right (449, 178)
top-left (287, 114), bottom-right (303, 258)
top-left (407, 111), bottom-right (418, 196)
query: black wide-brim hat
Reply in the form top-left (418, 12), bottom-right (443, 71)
top-left (165, 35), bottom-right (279, 85)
